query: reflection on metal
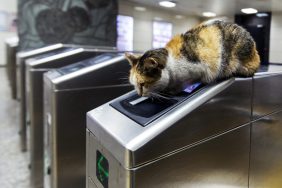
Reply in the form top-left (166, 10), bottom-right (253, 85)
top-left (27, 47), bottom-right (116, 188)
top-left (86, 64), bottom-right (282, 188)
top-left (18, 44), bottom-right (116, 152)
top-left (43, 53), bottom-right (133, 188)
top-left (5, 37), bottom-right (19, 99)
top-left (18, 43), bottom-right (66, 152)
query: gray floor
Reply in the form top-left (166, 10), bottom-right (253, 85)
top-left (0, 68), bottom-right (31, 188)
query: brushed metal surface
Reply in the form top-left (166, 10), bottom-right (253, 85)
top-left (253, 73), bottom-right (282, 119)
top-left (88, 130), bottom-right (131, 188)
top-left (249, 111), bottom-right (282, 188)
top-left (27, 50), bottom-right (112, 188)
top-left (87, 124), bottom-right (250, 188)
top-left (47, 87), bottom-right (132, 188)
top-left (133, 125), bottom-right (250, 188)
top-left (21, 46), bottom-right (116, 152)
top-left (88, 178), bottom-right (99, 188)
top-left (43, 55), bottom-right (133, 188)
top-left (5, 37), bottom-right (19, 99)
top-left (17, 43), bottom-right (115, 151)
top-left (86, 78), bottom-right (252, 169)
top-left (51, 56), bottom-right (130, 90)
top-left (18, 44), bottom-right (66, 152)
top-left (133, 78), bottom-right (252, 166)
top-left (29, 71), bottom-right (44, 188)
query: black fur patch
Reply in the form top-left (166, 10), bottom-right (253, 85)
top-left (181, 27), bottom-right (203, 63)
top-left (137, 48), bottom-right (168, 78)
top-left (214, 21), bottom-right (255, 73)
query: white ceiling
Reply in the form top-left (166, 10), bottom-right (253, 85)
top-left (126, 0), bottom-right (282, 17)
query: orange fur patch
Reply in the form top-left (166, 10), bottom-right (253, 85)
top-left (132, 67), bottom-right (158, 86)
top-left (197, 26), bottom-right (221, 73)
top-left (242, 46), bottom-right (260, 74)
top-left (165, 35), bottom-right (183, 59)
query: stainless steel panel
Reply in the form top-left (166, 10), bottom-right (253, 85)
top-left (23, 47), bottom-right (113, 152)
top-left (88, 178), bottom-right (98, 188)
top-left (87, 77), bottom-right (252, 168)
top-left (28, 51), bottom-right (105, 188)
top-left (5, 37), bottom-right (18, 99)
top-left (47, 86), bottom-right (132, 188)
top-left (17, 44), bottom-right (65, 100)
top-left (43, 78), bottom-right (53, 188)
top-left (88, 130), bottom-right (130, 188)
top-left (18, 44), bottom-right (66, 152)
top-left (249, 111), bottom-right (282, 188)
top-left (52, 56), bottom-right (130, 90)
top-left (87, 125), bottom-right (250, 188)
top-left (29, 71), bottom-right (44, 188)
top-left (133, 78), bottom-right (252, 166)
top-left (253, 73), bottom-right (282, 119)
top-left (133, 125), bottom-right (250, 188)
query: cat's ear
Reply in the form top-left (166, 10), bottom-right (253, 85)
top-left (125, 53), bottom-right (138, 66)
top-left (144, 58), bottom-right (159, 69)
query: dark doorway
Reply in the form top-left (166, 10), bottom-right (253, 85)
top-left (235, 13), bottom-right (271, 65)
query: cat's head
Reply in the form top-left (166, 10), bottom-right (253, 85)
top-left (125, 48), bottom-right (169, 96)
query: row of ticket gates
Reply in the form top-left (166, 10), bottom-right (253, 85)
top-left (5, 37), bottom-right (282, 188)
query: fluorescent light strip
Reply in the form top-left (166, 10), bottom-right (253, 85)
top-left (202, 12), bottom-right (216, 17)
top-left (159, 1), bottom-right (176, 8)
top-left (256, 13), bottom-right (268, 17)
top-left (241, 8), bottom-right (258, 14)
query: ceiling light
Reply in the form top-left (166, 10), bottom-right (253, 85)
top-left (241, 8), bottom-right (258, 14)
top-left (256, 13), bottom-right (269, 17)
top-left (134, 6), bottom-right (146, 11)
top-left (175, 15), bottom-right (184, 19)
top-left (202, 12), bottom-right (216, 17)
top-left (159, 1), bottom-right (176, 8)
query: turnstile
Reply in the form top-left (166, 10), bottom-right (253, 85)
top-left (43, 53), bottom-right (133, 188)
top-left (17, 44), bottom-right (67, 100)
top-left (86, 65), bottom-right (282, 188)
top-left (27, 48), bottom-right (116, 188)
top-left (5, 36), bottom-right (19, 99)
top-left (18, 44), bottom-right (72, 151)
top-left (19, 45), bottom-right (115, 151)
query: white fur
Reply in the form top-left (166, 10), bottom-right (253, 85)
top-left (152, 51), bottom-right (222, 94)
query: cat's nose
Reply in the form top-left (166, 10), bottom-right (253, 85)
top-left (137, 89), bottom-right (142, 96)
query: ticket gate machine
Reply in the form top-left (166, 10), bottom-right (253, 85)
top-left (17, 44), bottom-right (68, 100)
top-left (86, 65), bottom-right (282, 188)
top-left (27, 48), bottom-right (116, 188)
top-left (18, 44), bottom-right (72, 151)
top-left (19, 45), bottom-right (115, 151)
top-left (5, 37), bottom-right (19, 99)
top-left (43, 53), bottom-right (133, 188)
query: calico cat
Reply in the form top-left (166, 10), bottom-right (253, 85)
top-left (125, 20), bottom-right (260, 97)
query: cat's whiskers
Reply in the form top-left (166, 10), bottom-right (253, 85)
top-left (150, 92), bottom-right (171, 102)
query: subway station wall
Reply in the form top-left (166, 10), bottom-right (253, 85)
top-left (270, 13), bottom-right (282, 64)
top-left (118, 0), bottom-right (200, 52)
top-left (0, 0), bottom-right (17, 66)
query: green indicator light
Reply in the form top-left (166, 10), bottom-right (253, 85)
top-left (96, 151), bottom-right (109, 188)
top-left (98, 156), bottom-right (109, 178)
